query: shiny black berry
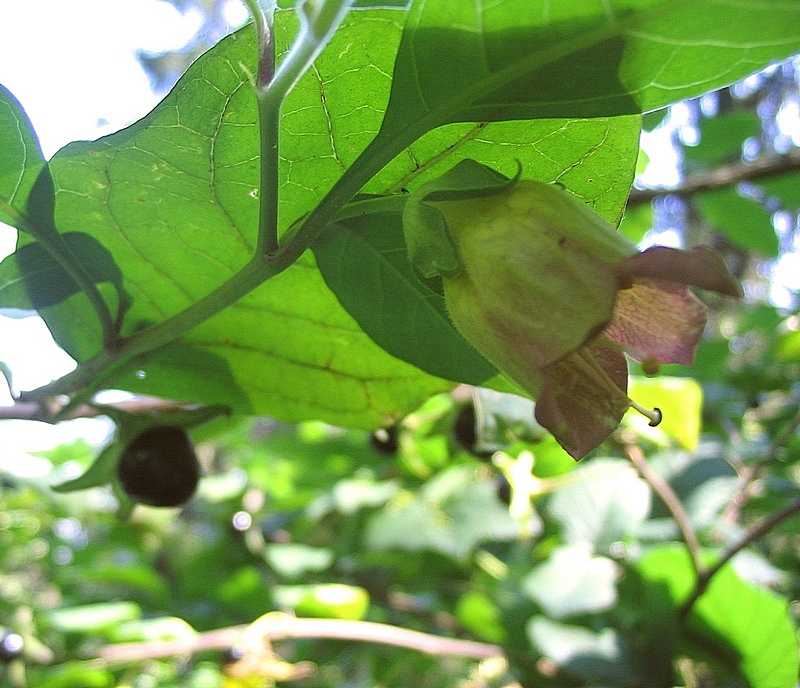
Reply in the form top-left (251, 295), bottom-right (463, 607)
top-left (0, 630), bottom-right (23, 662)
top-left (117, 426), bottom-right (200, 507)
top-left (370, 426), bottom-right (399, 455)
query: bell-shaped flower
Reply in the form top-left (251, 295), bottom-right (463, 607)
top-left (418, 172), bottom-right (741, 460)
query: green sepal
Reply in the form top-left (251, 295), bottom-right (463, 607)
top-left (402, 159), bottom-right (519, 280)
top-left (51, 442), bottom-right (123, 493)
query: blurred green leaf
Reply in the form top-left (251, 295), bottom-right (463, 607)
top-left (109, 616), bottom-right (196, 644)
top-left (34, 662), bottom-right (115, 688)
top-left (625, 376), bottom-right (703, 450)
top-left (528, 617), bottom-right (640, 685)
top-left (366, 465), bottom-right (520, 560)
top-left (264, 543), bottom-right (335, 578)
top-left (547, 459), bottom-right (650, 553)
top-left (684, 111), bottom-right (761, 167)
top-left (760, 170), bottom-right (800, 210)
top-left (775, 328), bottom-right (800, 362)
top-left (696, 187), bottom-right (779, 256)
top-left (618, 202), bottom-right (653, 244)
top-left (50, 442), bottom-right (121, 493)
top-left (273, 584), bottom-right (370, 620)
top-left (43, 601), bottom-right (141, 634)
top-left (637, 546), bottom-right (799, 688)
top-left (522, 544), bottom-right (618, 619)
top-left (456, 590), bottom-right (506, 643)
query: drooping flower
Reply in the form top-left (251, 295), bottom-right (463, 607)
top-left (412, 169), bottom-right (741, 460)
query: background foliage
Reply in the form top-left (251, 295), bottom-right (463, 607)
top-left (2, 0), bottom-right (800, 686)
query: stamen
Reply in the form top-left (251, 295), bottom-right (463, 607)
top-left (629, 400), bottom-right (662, 427)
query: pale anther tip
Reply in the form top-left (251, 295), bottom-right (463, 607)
top-left (648, 407), bottom-right (663, 427)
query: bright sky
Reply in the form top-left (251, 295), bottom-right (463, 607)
top-left (0, 0), bottom-right (247, 453)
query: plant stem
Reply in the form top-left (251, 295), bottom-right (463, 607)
top-left (96, 615), bottom-right (502, 664)
top-left (679, 495), bottom-right (800, 619)
top-left (628, 149), bottom-right (800, 206)
top-left (624, 444), bottom-right (704, 579)
top-left (240, 0), bottom-right (281, 257)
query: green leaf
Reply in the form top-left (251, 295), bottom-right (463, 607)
top-left (47, 18), bottom-right (452, 428)
top-left (381, 0), bottom-right (800, 136)
top-left (522, 544), bottom-right (618, 619)
top-left (684, 111), bottom-right (761, 168)
top-left (44, 13), bottom-right (639, 429)
top-left (35, 663), bottom-right (114, 688)
top-left (43, 601), bottom-right (141, 633)
top-left (527, 617), bottom-right (640, 685)
top-left (456, 591), bottom-right (506, 643)
top-left (618, 202), bottom-right (653, 244)
top-left (365, 465), bottom-right (520, 560)
top-left (760, 170), bottom-right (800, 211)
top-left (264, 543), bottom-right (335, 578)
top-left (112, 343), bottom-right (255, 414)
top-left (272, 583), bottom-right (370, 620)
top-left (546, 459), bottom-right (650, 553)
top-left (696, 187), bottom-right (779, 257)
top-left (0, 232), bottom-right (129, 315)
top-left (365, 116), bottom-right (641, 227)
top-left (636, 546), bottom-right (799, 688)
top-left (51, 442), bottom-right (122, 493)
top-left (313, 211), bottom-right (496, 384)
top-left (40, 0), bottom-right (796, 428)
top-left (0, 83), bottom-right (47, 229)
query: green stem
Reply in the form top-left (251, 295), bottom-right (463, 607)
top-left (241, 0), bottom-right (280, 256)
top-left (2, 201), bottom-right (117, 348)
top-left (255, 84), bottom-right (281, 257)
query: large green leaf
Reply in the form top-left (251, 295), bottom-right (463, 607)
top-left (47, 15), bottom-right (452, 427)
top-left (380, 0), bottom-right (800, 135)
top-left (32, 1), bottom-right (800, 428)
top-left (636, 546), bottom-right (799, 688)
top-left (696, 187), bottom-right (779, 257)
top-left (0, 232), bottom-right (128, 314)
top-left (312, 211), bottom-right (497, 384)
top-left (0, 83), bottom-right (47, 229)
top-left (42, 14), bottom-right (638, 427)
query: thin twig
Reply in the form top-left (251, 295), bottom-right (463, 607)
top-left (96, 615), bottom-right (502, 664)
top-left (624, 444), bottom-right (704, 579)
top-left (679, 496), bottom-right (800, 619)
top-left (0, 397), bottom-right (197, 423)
top-left (628, 149), bottom-right (800, 206)
top-left (723, 406), bottom-right (800, 525)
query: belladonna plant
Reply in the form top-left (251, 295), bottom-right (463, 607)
top-left (402, 160), bottom-right (742, 460)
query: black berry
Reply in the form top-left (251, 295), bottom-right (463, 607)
top-left (495, 475), bottom-right (512, 506)
top-left (0, 630), bottom-right (23, 662)
top-left (117, 426), bottom-right (200, 507)
top-left (370, 426), bottom-right (399, 455)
